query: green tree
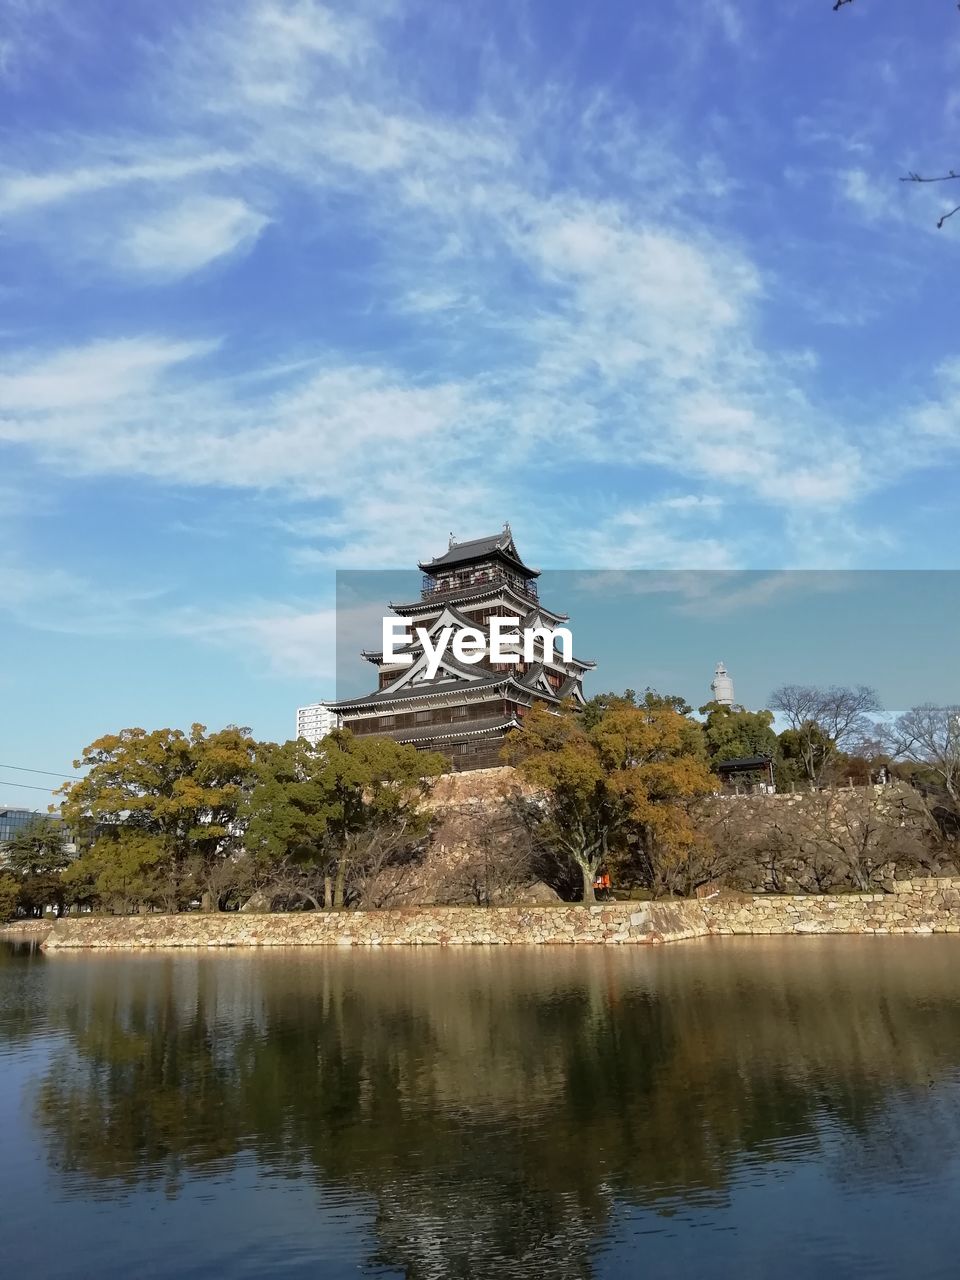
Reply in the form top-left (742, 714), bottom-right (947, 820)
top-left (61, 830), bottom-right (167, 914)
top-left (701, 702), bottom-right (778, 764)
top-left (503, 701), bottom-right (714, 901)
top-left (245, 730), bottom-right (445, 910)
top-left (4, 816), bottom-right (71, 917)
top-left (0, 874), bottom-right (18, 922)
top-left (60, 724), bottom-right (258, 913)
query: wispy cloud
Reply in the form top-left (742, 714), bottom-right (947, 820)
top-left (2, 0), bottom-right (960, 583)
top-left (116, 195), bottom-right (269, 278)
top-left (0, 337), bottom-right (217, 413)
top-left (0, 149), bottom-right (243, 215)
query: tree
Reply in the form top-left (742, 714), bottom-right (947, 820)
top-left (700, 702), bottom-right (778, 764)
top-left (0, 874), bottom-right (18, 922)
top-left (503, 701), bottom-right (714, 901)
top-left (430, 797), bottom-right (540, 906)
top-left (640, 688), bottom-right (695, 717)
top-left (762, 787), bottom-right (934, 892)
top-left (4, 816), bottom-right (71, 917)
top-left (692, 784), bottom-right (938, 893)
top-left (769, 684), bottom-right (883, 785)
top-left (60, 724), bottom-right (258, 912)
top-left (884, 705), bottom-right (960, 811)
top-left (580, 688), bottom-right (638, 730)
top-left (61, 830), bottom-right (168, 915)
top-left (244, 731), bottom-right (445, 910)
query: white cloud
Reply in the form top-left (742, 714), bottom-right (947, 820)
top-left (708, 0), bottom-right (744, 48)
top-left (578, 569), bottom-right (852, 620)
top-left (117, 195), bottom-right (269, 277)
top-left (0, 558), bottom-right (167, 634)
top-left (0, 149), bottom-right (243, 215)
top-left (837, 167), bottom-right (899, 223)
top-left (173, 603), bottom-right (339, 679)
top-left (0, 337), bottom-right (216, 413)
top-left (580, 499), bottom-right (738, 570)
top-left (4, 0), bottom-right (960, 579)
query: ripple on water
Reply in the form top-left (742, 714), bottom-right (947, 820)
top-left (3, 938), bottom-right (960, 1277)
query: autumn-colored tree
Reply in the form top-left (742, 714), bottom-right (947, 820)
top-left (503, 700), bottom-right (714, 901)
top-left (244, 730), bottom-right (445, 910)
top-left (59, 724), bottom-right (258, 912)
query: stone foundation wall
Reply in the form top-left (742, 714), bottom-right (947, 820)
top-left (42, 901), bottom-right (708, 949)
top-left (35, 881), bottom-right (960, 949)
top-left (705, 878), bottom-right (960, 935)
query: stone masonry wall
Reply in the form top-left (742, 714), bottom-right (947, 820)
top-left (703, 877), bottom-right (960, 936)
top-left (35, 879), bottom-right (960, 949)
top-left (42, 901), bottom-right (708, 949)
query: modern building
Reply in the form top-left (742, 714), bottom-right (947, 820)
top-left (331, 526), bottom-right (596, 771)
top-left (295, 701), bottom-right (340, 746)
top-left (0, 807), bottom-right (76, 854)
top-left (0, 808), bottom-right (37, 846)
top-left (710, 661), bottom-right (735, 707)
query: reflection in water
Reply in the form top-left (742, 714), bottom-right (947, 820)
top-left (3, 939), bottom-right (960, 1278)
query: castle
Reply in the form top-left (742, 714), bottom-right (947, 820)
top-left (332, 527), bottom-right (595, 770)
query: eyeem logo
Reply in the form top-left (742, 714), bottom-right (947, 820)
top-left (383, 616), bottom-right (573, 680)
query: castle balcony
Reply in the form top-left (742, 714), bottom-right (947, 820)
top-left (421, 569), bottom-right (539, 605)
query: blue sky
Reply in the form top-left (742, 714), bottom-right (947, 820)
top-left (3, 0), bottom-right (960, 798)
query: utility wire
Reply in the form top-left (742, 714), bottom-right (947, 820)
top-left (0, 763), bottom-right (81, 777)
top-left (0, 779), bottom-right (64, 793)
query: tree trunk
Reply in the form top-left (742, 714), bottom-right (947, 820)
top-left (579, 860), bottom-right (596, 903)
top-left (323, 875), bottom-right (334, 911)
top-left (332, 861), bottom-right (348, 911)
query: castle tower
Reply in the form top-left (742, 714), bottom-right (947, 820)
top-left (332, 528), bottom-right (596, 771)
top-left (711, 661), bottom-right (734, 707)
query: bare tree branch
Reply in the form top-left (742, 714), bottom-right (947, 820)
top-left (834, 1), bottom-right (960, 225)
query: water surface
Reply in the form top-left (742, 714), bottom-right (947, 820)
top-left (3, 936), bottom-right (960, 1278)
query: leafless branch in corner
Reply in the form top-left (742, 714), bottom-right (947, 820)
top-left (901, 172), bottom-right (960, 228)
top-left (835, 1), bottom-right (960, 10)
top-left (834, 2), bottom-right (960, 224)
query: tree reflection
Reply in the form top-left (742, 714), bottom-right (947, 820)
top-left (15, 941), bottom-right (960, 1277)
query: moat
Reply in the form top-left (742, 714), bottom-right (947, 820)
top-left (4, 937), bottom-right (960, 1278)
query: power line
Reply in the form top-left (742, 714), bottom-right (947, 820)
top-left (0, 780), bottom-right (64, 793)
top-left (0, 763), bottom-right (81, 778)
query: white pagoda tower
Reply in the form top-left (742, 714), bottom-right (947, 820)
top-left (711, 661), bottom-right (735, 707)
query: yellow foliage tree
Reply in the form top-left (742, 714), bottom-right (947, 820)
top-left (503, 700), bottom-right (715, 900)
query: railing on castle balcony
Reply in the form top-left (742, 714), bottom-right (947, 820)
top-left (421, 571), bottom-right (539, 605)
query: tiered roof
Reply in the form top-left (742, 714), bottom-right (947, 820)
top-left (333, 527), bottom-right (594, 720)
top-left (418, 526), bottom-right (539, 579)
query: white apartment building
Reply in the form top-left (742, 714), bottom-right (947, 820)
top-left (295, 701), bottom-right (340, 745)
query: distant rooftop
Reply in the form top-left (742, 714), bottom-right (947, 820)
top-left (714, 755), bottom-right (773, 772)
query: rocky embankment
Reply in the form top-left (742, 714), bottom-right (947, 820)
top-left (33, 879), bottom-right (960, 948)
